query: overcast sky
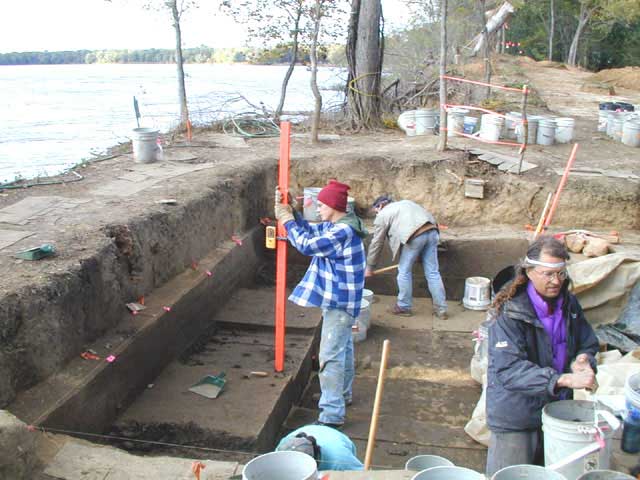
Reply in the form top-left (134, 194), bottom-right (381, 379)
top-left (1, 0), bottom-right (411, 53)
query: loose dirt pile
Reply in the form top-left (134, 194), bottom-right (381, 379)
top-left (590, 67), bottom-right (640, 91)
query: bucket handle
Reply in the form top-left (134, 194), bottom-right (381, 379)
top-left (547, 442), bottom-right (600, 472)
top-left (595, 409), bottom-right (620, 432)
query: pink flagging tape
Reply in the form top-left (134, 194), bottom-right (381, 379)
top-left (441, 75), bottom-right (525, 93)
top-left (206, 270), bottom-right (212, 277)
top-left (163, 306), bottom-right (172, 312)
top-left (106, 355), bottom-right (116, 363)
top-left (231, 235), bottom-right (243, 246)
top-left (444, 104), bottom-right (527, 124)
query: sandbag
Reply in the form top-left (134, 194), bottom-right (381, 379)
top-left (464, 383), bottom-right (490, 446)
top-left (583, 237), bottom-right (610, 257)
top-left (565, 233), bottom-right (586, 253)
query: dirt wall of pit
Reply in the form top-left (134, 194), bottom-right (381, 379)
top-left (2, 147), bottom-right (637, 409)
top-left (290, 154), bottom-right (640, 229)
top-left (0, 168), bottom-right (276, 409)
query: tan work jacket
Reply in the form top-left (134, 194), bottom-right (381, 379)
top-left (366, 200), bottom-right (437, 268)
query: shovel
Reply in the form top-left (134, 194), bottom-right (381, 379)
top-left (188, 372), bottom-right (226, 399)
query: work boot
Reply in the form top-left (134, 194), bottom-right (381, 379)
top-left (434, 310), bottom-right (448, 320)
top-left (390, 305), bottom-right (413, 317)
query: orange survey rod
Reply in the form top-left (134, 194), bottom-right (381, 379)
top-left (275, 122), bottom-right (291, 372)
top-left (544, 143), bottom-right (579, 229)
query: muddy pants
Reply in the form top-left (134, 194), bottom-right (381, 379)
top-left (486, 429), bottom-right (544, 476)
top-left (318, 308), bottom-right (355, 425)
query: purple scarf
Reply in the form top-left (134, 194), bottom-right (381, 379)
top-left (527, 282), bottom-right (567, 374)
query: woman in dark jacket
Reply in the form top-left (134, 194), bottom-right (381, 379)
top-left (486, 235), bottom-right (599, 476)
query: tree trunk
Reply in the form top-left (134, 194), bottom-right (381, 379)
top-left (548, 0), bottom-right (555, 61)
top-left (275, 6), bottom-right (302, 121)
top-left (346, 0), bottom-right (383, 129)
top-left (437, 0), bottom-right (448, 152)
top-left (309, 0), bottom-right (323, 144)
top-left (170, 0), bottom-right (189, 128)
top-left (568, 4), bottom-right (591, 67)
top-left (478, 0), bottom-right (491, 99)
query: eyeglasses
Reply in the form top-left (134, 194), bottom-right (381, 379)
top-left (533, 269), bottom-right (568, 281)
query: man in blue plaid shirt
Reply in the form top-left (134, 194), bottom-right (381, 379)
top-left (275, 180), bottom-right (367, 428)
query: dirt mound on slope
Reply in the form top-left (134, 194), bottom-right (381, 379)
top-left (591, 67), bottom-right (640, 91)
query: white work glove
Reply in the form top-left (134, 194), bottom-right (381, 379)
top-left (274, 187), bottom-right (295, 224)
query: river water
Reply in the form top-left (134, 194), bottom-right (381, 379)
top-left (0, 63), bottom-right (345, 184)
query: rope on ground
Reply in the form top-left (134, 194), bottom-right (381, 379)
top-left (0, 171), bottom-right (84, 191)
top-left (222, 112), bottom-right (280, 138)
top-left (32, 425), bottom-right (398, 469)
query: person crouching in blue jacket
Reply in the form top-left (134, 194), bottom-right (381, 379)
top-left (486, 235), bottom-right (599, 476)
top-left (274, 180), bottom-right (367, 428)
top-left (276, 423), bottom-right (364, 471)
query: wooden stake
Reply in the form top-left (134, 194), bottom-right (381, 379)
top-left (544, 143), bottom-right (579, 229)
top-left (371, 264), bottom-right (399, 275)
top-left (364, 339), bottom-right (391, 470)
top-left (517, 84), bottom-right (529, 174)
top-left (533, 192), bottom-right (553, 240)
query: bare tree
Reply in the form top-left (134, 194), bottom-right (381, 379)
top-left (437, 0), bottom-right (448, 152)
top-left (168, 0), bottom-right (190, 127)
top-left (309, 0), bottom-right (324, 143)
top-left (223, 0), bottom-right (306, 120)
top-left (346, 0), bottom-right (384, 129)
top-left (107, 0), bottom-right (193, 129)
top-left (548, 0), bottom-right (555, 61)
top-left (477, 0), bottom-right (491, 99)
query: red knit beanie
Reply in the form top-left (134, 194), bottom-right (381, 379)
top-left (317, 180), bottom-right (350, 212)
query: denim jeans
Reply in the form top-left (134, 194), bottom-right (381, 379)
top-left (397, 229), bottom-right (447, 313)
top-left (318, 308), bottom-right (355, 425)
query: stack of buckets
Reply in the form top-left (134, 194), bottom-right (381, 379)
top-left (397, 109), bottom-right (439, 136)
top-left (477, 112), bottom-right (575, 145)
top-left (599, 102), bottom-right (639, 147)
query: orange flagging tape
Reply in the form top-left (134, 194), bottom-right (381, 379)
top-left (192, 461), bottom-right (206, 480)
top-left (444, 104), bottom-right (527, 124)
top-left (441, 75), bottom-right (525, 93)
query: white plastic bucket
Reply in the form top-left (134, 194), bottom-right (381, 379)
top-left (132, 128), bottom-right (160, 163)
top-left (352, 320), bottom-right (367, 343)
top-left (303, 187), bottom-right (322, 221)
top-left (411, 466), bottom-right (484, 480)
top-left (606, 112), bottom-right (625, 138)
top-left (463, 116), bottom-right (479, 134)
top-left (447, 108), bottom-right (469, 137)
top-left (597, 111), bottom-right (609, 133)
top-left (555, 118), bottom-right (575, 144)
top-left (405, 455), bottom-right (454, 471)
top-left (492, 465), bottom-right (567, 480)
top-left (357, 299), bottom-right (371, 329)
top-left (577, 471), bottom-right (636, 480)
top-left (415, 109), bottom-right (438, 135)
top-left (542, 400), bottom-right (620, 480)
top-left (537, 118), bottom-right (556, 145)
top-left (362, 288), bottom-right (375, 305)
top-left (621, 120), bottom-right (640, 147)
top-left (398, 111), bottom-right (417, 136)
top-left (480, 114), bottom-right (505, 142)
top-left (243, 451), bottom-right (317, 480)
top-left (609, 118), bottom-right (624, 142)
top-left (503, 112), bottom-right (522, 140)
top-left (517, 117), bottom-right (540, 144)
top-left (463, 277), bottom-right (491, 311)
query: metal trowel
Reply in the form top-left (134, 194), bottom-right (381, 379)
top-left (188, 372), bottom-right (226, 399)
